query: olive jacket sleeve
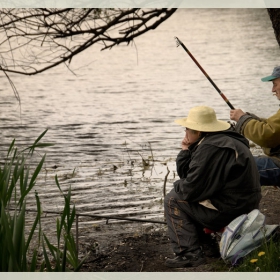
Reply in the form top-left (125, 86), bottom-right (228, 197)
top-left (235, 109), bottom-right (280, 148)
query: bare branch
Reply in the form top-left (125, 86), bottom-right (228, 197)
top-left (0, 8), bottom-right (177, 76)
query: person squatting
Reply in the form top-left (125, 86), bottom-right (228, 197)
top-left (164, 106), bottom-right (261, 268)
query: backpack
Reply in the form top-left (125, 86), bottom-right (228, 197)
top-left (219, 209), bottom-right (279, 265)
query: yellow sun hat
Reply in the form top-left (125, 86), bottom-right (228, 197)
top-left (174, 106), bottom-right (230, 132)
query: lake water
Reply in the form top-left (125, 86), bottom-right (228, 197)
top-left (0, 8), bottom-right (279, 237)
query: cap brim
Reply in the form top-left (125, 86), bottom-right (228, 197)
top-left (261, 75), bottom-right (277, 82)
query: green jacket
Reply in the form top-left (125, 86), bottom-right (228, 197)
top-left (235, 109), bottom-right (280, 167)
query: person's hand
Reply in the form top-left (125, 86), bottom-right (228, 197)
top-left (230, 109), bottom-right (246, 122)
top-left (181, 136), bottom-right (191, 150)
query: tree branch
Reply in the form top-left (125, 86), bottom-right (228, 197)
top-left (0, 8), bottom-right (177, 76)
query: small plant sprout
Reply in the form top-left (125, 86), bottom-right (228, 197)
top-left (255, 267), bottom-right (261, 272)
top-left (97, 168), bottom-right (103, 176)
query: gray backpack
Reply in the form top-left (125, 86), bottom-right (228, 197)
top-left (219, 209), bottom-right (279, 265)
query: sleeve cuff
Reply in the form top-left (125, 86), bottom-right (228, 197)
top-left (235, 114), bottom-right (253, 134)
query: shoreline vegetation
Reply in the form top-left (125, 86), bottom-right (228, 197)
top-left (1, 131), bottom-right (280, 272)
top-left (0, 130), bottom-right (85, 272)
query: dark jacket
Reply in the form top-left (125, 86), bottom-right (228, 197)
top-left (174, 130), bottom-right (261, 228)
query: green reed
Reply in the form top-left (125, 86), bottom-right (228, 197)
top-left (0, 130), bottom-right (86, 272)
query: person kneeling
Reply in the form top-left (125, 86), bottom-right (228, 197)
top-left (164, 106), bottom-right (261, 268)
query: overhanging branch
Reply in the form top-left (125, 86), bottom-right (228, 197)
top-left (0, 8), bottom-right (177, 76)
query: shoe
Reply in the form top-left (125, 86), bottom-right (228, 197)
top-left (165, 248), bottom-right (206, 268)
top-left (201, 241), bottom-right (220, 258)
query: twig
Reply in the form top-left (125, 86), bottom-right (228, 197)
top-left (140, 261), bottom-right (144, 272)
top-left (83, 254), bottom-right (105, 264)
top-left (148, 142), bottom-right (154, 162)
top-left (137, 151), bottom-right (149, 166)
top-left (7, 207), bottom-right (166, 224)
top-left (140, 257), bottom-right (147, 272)
top-left (81, 247), bottom-right (117, 264)
top-left (163, 166), bottom-right (170, 197)
top-left (264, 190), bottom-right (269, 196)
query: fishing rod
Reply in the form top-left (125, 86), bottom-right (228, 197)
top-left (175, 36), bottom-right (235, 110)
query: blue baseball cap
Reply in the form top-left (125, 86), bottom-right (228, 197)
top-left (261, 66), bottom-right (280, 82)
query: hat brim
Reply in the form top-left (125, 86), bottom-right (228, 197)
top-left (174, 117), bottom-right (230, 132)
top-left (261, 75), bottom-right (277, 82)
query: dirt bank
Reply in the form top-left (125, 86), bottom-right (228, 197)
top-left (79, 186), bottom-right (280, 272)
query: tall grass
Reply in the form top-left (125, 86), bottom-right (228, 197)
top-left (0, 130), bottom-right (86, 272)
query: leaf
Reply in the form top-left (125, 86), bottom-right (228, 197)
top-left (29, 250), bottom-right (38, 272)
top-left (42, 237), bottom-right (53, 272)
top-left (74, 255), bottom-right (88, 272)
top-left (43, 234), bottom-right (57, 261)
top-left (12, 203), bottom-right (26, 266)
top-left (33, 129), bottom-right (49, 146)
top-left (18, 154), bottom-right (45, 206)
top-left (7, 139), bottom-right (15, 157)
top-left (56, 218), bottom-right (61, 246)
top-left (61, 240), bottom-right (67, 272)
top-left (0, 207), bottom-right (19, 271)
top-left (65, 233), bottom-right (78, 268)
top-left (68, 205), bottom-right (76, 230)
top-left (25, 191), bottom-right (41, 250)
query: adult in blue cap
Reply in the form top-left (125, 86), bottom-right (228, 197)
top-left (230, 66), bottom-right (280, 188)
